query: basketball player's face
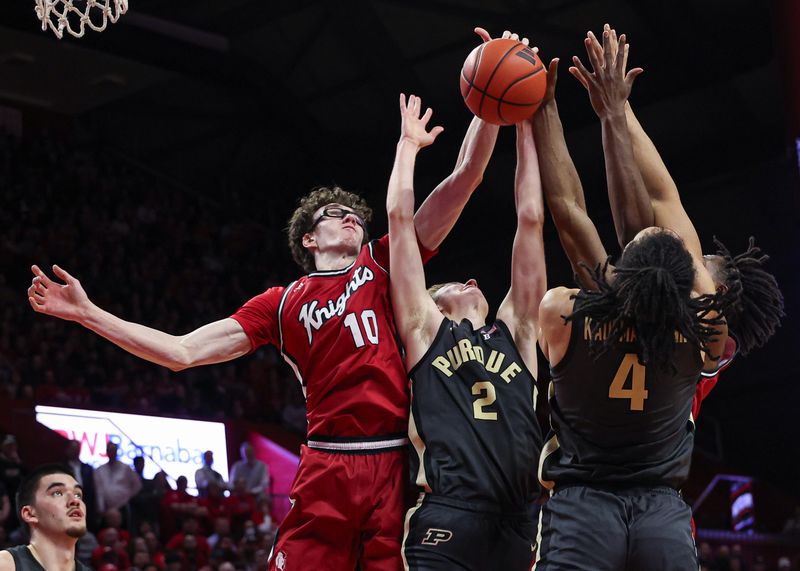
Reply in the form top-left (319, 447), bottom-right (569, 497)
top-left (434, 279), bottom-right (489, 319)
top-left (27, 474), bottom-right (87, 538)
top-left (306, 203), bottom-right (365, 254)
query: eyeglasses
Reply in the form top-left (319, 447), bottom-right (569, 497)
top-left (309, 207), bottom-right (365, 231)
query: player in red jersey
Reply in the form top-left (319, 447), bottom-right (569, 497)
top-left (27, 30), bottom-right (504, 571)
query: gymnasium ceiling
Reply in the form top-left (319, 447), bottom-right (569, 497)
top-left (0, 0), bottom-right (789, 200)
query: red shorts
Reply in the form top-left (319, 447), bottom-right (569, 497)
top-left (269, 443), bottom-right (407, 571)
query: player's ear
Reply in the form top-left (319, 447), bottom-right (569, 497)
top-left (20, 505), bottom-right (38, 525)
top-left (302, 232), bottom-right (316, 249)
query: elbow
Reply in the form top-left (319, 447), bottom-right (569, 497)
top-left (168, 342), bottom-right (195, 372)
top-left (517, 203), bottom-right (545, 229)
top-left (387, 201), bottom-right (414, 225)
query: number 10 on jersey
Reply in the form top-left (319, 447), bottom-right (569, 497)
top-left (344, 310), bottom-right (379, 348)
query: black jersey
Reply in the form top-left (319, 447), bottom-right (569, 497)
top-left (5, 545), bottom-right (91, 571)
top-left (407, 318), bottom-right (542, 508)
top-left (539, 294), bottom-right (703, 490)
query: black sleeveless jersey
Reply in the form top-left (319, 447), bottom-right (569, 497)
top-left (539, 294), bottom-right (703, 490)
top-left (407, 318), bottom-right (542, 508)
top-left (5, 545), bottom-right (91, 571)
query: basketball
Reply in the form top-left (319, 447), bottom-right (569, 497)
top-left (460, 38), bottom-right (547, 125)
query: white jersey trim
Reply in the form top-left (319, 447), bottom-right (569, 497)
top-left (367, 240), bottom-right (389, 274)
top-left (277, 281), bottom-right (307, 396)
top-left (307, 437), bottom-right (408, 451)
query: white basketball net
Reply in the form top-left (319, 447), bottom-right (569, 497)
top-left (35, 0), bottom-right (129, 39)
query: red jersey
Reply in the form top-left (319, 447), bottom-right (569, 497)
top-left (232, 235), bottom-right (431, 438)
top-left (692, 336), bottom-right (737, 419)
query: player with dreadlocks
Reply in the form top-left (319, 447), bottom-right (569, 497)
top-left (532, 29), bottom-right (728, 570)
top-left (574, 24), bottom-right (784, 418)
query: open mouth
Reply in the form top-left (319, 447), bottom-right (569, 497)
top-left (68, 511), bottom-right (83, 519)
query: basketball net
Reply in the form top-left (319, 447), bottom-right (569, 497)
top-left (35, 0), bottom-right (128, 39)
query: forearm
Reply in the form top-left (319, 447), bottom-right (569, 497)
top-left (600, 109), bottom-right (653, 246)
top-left (625, 103), bottom-right (703, 259)
top-left (533, 101), bottom-right (587, 212)
top-left (387, 139), bottom-right (420, 224)
top-left (413, 118), bottom-right (499, 250)
top-left (533, 101), bottom-right (607, 285)
top-left (624, 102), bottom-right (678, 203)
top-left (388, 138), bottom-right (436, 347)
top-left (79, 304), bottom-right (197, 371)
top-left (80, 307), bottom-right (247, 372)
top-left (514, 120), bottom-right (544, 224)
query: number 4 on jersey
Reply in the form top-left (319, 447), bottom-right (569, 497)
top-left (609, 353), bottom-right (648, 411)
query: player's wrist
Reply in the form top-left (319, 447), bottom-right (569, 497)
top-left (397, 137), bottom-right (423, 151)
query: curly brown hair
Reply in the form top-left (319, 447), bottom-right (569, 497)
top-left (286, 186), bottom-right (373, 272)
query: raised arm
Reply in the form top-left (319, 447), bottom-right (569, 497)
top-left (571, 28), bottom-right (650, 246)
top-left (579, 25), bottom-right (702, 261)
top-left (532, 58), bottom-right (608, 288)
top-left (28, 264), bottom-right (251, 371)
top-left (496, 118), bottom-right (546, 377)
top-left (387, 94), bottom-right (447, 368)
top-left (412, 27), bottom-right (505, 251)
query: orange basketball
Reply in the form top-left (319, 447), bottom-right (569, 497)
top-left (460, 38), bottom-right (547, 125)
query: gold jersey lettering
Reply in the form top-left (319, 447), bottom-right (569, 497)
top-left (446, 347), bottom-right (463, 369)
top-left (500, 362), bottom-right (522, 383)
top-left (432, 356), bottom-right (453, 377)
top-left (485, 350), bottom-right (505, 373)
top-left (458, 339), bottom-right (477, 364)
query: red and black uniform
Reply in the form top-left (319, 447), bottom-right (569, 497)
top-left (692, 336), bottom-right (737, 419)
top-left (231, 235), bottom-right (433, 571)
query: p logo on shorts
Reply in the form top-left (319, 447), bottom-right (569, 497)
top-left (421, 528), bottom-right (453, 545)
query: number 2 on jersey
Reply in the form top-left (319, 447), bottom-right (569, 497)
top-left (472, 381), bottom-right (498, 421)
top-left (343, 310), bottom-right (379, 348)
top-left (609, 353), bottom-right (648, 411)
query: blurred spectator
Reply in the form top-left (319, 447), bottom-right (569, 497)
top-left (0, 481), bottom-right (9, 532)
top-left (194, 451), bottom-right (226, 497)
top-left (166, 517), bottom-right (211, 570)
top-left (130, 456), bottom-right (164, 532)
top-left (778, 556), bottom-right (792, 570)
top-left (207, 517), bottom-right (231, 550)
top-left (223, 478), bottom-right (256, 538)
top-left (228, 442), bottom-right (269, 498)
top-left (160, 475), bottom-right (204, 540)
top-left (716, 544), bottom-right (732, 571)
top-left (0, 435), bottom-right (25, 503)
top-left (783, 506), bottom-right (800, 535)
top-left (64, 439), bottom-right (98, 530)
top-left (143, 530), bottom-right (165, 569)
top-left (91, 526), bottom-right (131, 570)
top-left (95, 442), bottom-right (142, 516)
top-left (99, 508), bottom-right (131, 547)
top-left (252, 496), bottom-right (273, 537)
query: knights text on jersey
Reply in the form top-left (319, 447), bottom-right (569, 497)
top-left (408, 319), bottom-right (542, 508)
top-left (539, 294), bottom-right (704, 490)
top-left (231, 235), bottom-right (411, 438)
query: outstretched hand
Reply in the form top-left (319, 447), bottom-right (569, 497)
top-left (398, 94), bottom-right (444, 149)
top-left (28, 264), bottom-right (91, 322)
top-left (569, 24), bottom-right (643, 118)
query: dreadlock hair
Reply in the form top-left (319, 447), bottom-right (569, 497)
top-left (712, 236), bottom-right (784, 355)
top-left (566, 229), bottom-right (724, 371)
top-left (286, 186), bottom-right (373, 272)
